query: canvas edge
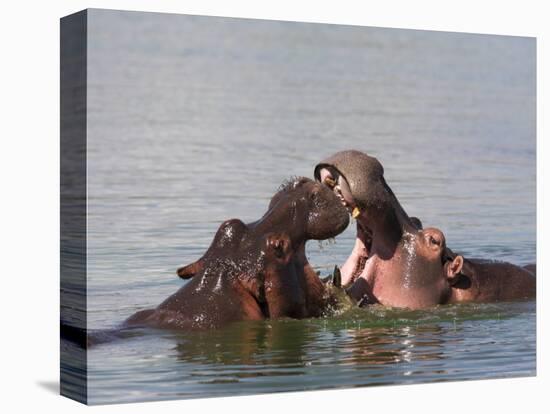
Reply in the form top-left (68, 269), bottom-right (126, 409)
top-left (60, 8), bottom-right (88, 405)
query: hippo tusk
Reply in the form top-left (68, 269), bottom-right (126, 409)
top-left (324, 176), bottom-right (336, 187)
top-left (332, 265), bottom-right (342, 288)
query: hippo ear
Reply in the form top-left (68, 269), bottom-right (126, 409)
top-left (446, 255), bottom-right (464, 285)
top-left (177, 258), bottom-right (205, 279)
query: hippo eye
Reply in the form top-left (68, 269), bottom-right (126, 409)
top-left (429, 236), bottom-right (441, 246)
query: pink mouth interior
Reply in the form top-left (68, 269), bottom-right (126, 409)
top-left (319, 168), bottom-right (355, 210)
top-left (318, 167), bottom-right (374, 287)
top-left (340, 223), bottom-right (372, 287)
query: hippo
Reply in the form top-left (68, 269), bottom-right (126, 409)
top-left (124, 177), bottom-right (350, 330)
top-left (314, 150), bottom-right (535, 309)
top-left (448, 257), bottom-right (535, 303)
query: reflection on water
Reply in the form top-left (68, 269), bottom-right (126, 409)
top-left (84, 302), bottom-right (535, 404)
top-left (171, 321), bottom-right (450, 369)
top-left (71, 10), bottom-right (537, 405)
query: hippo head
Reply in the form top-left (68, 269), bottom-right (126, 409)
top-left (267, 176), bottom-right (351, 241)
top-left (314, 150), bottom-right (411, 235)
top-left (392, 227), bottom-right (465, 307)
top-left (175, 177), bottom-right (350, 321)
top-left (314, 150), bottom-right (465, 308)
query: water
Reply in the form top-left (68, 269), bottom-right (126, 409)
top-left (85, 302), bottom-right (535, 404)
top-left (75, 9), bottom-right (536, 404)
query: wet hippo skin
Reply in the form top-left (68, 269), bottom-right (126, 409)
top-left (124, 177), bottom-right (350, 330)
top-left (314, 150), bottom-right (536, 309)
top-left (449, 258), bottom-right (536, 303)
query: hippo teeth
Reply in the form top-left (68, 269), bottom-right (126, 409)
top-left (333, 185), bottom-right (348, 207)
top-left (324, 177), bottom-right (336, 187)
top-left (351, 207), bottom-right (361, 219)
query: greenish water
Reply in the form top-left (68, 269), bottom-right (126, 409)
top-left (62, 9), bottom-right (536, 405)
top-left (85, 302), bottom-right (535, 404)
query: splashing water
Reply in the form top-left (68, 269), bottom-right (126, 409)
top-left (195, 269), bottom-right (209, 292)
top-left (213, 273), bottom-right (223, 293)
top-left (402, 231), bottom-right (417, 290)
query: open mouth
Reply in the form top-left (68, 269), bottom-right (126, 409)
top-left (322, 175), bottom-right (359, 218)
top-left (319, 172), bottom-right (374, 287)
top-left (340, 221), bottom-right (373, 286)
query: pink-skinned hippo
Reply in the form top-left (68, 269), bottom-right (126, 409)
top-left (314, 150), bottom-right (535, 309)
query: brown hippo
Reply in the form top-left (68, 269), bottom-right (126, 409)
top-left (314, 150), bottom-right (535, 309)
top-left (448, 257), bottom-right (536, 303)
top-left (124, 177), bottom-right (350, 330)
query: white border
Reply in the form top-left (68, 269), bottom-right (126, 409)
top-left (1, 1), bottom-right (546, 413)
